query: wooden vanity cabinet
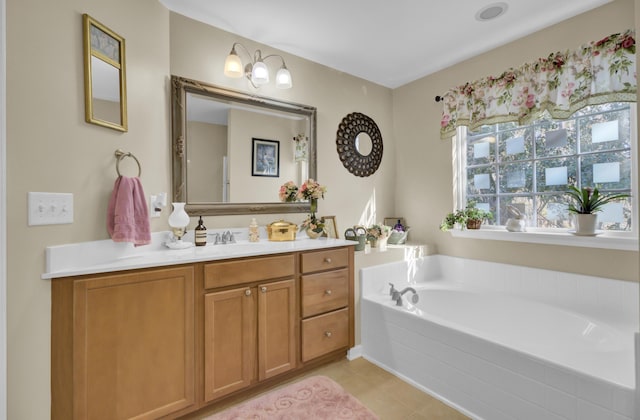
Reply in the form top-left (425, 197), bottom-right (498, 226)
top-left (203, 255), bottom-right (297, 403)
top-left (52, 266), bottom-right (196, 420)
top-left (52, 245), bottom-right (353, 419)
top-left (300, 248), bottom-right (354, 362)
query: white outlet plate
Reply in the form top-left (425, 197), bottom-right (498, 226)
top-left (150, 194), bottom-right (161, 218)
top-left (28, 192), bottom-right (74, 226)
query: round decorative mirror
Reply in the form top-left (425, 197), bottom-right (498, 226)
top-left (336, 112), bottom-right (383, 177)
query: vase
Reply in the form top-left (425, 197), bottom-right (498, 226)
top-left (306, 228), bottom-right (321, 239)
top-left (309, 198), bottom-right (318, 214)
top-left (369, 238), bottom-right (378, 247)
top-left (168, 202), bottom-right (190, 237)
top-left (573, 213), bottom-right (598, 235)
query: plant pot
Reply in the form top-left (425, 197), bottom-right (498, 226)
top-left (466, 219), bottom-right (482, 229)
top-left (306, 228), bottom-right (321, 239)
top-left (573, 213), bottom-right (598, 235)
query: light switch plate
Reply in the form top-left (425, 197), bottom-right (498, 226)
top-left (28, 192), bottom-right (74, 226)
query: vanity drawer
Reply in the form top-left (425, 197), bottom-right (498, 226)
top-left (300, 248), bottom-right (349, 273)
top-left (204, 254), bottom-right (295, 289)
top-left (301, 269), bottom-right (349, 317)
top-left (301, 308), bottom-right (349, 362)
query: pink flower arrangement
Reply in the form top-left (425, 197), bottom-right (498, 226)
top-left (278, 179), bottom-right (327, 235)
top-left (279, 181), bottom-right (299, 202)
top-left (296, 178), bottom-right (327, 201)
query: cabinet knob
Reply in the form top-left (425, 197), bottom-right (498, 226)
top-left (245, 289), bottom-right (252, 296)
top-left (324, 289), bottom-right (332, 296)
top-left (324, 331), bottom-right (332, 338)
top-left (261, 286), bottom-right (267, 293)
top-left (324, 257), bottom-right (332, 263)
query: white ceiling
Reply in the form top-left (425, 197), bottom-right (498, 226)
top-left (160, 0), bottom-right (612, 88)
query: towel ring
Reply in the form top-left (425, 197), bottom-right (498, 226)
top-left (114, 149), bottom-right (142, 177)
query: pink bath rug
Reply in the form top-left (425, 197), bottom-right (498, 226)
top-left (204, 375), bottom-right (378, 419)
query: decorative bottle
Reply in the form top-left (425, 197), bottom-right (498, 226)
top-left (195, 216), bottom-right (207, 246)
top-left (393, 219), bottom-right (405, 231)
top-left (249, 218), bottom-right (260, 242)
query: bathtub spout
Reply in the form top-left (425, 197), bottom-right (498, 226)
top-left (395, 287), bottom-right (419, 306)
top-left (389, 283), bottom-right (399, 298)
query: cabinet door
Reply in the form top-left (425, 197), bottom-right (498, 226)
top-left (73, 267), bottom-right (195, 420)
top-left (258, 279), bottom-right (297, 380)
top-left (204, 286), bottom-right (256, 402)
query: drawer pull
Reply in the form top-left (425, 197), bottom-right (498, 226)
top-left (245, 289), bottom-right (252, 296)
top-left (324, 257), bottom-right (332, 263)
top-left (261, 286), bottom-right (267, 293)
top-left (324, 331), bottom-right (332, 338)
top-left (324, 289), bottom-right (332, 296)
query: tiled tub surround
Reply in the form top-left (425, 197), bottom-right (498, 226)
top-left (360, 256), bottom-right (638, 420)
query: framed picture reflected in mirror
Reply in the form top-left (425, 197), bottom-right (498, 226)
top-left (252, 138), bottom-right (280, 177)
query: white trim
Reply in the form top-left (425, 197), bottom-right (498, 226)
top-left (0, 0), bottom-right (7, 417)
top-left (449, 227), bottom-right (638, 251)
top-left (347, 345), bottom-right (363, 360)
top-left (635, 333), bottom-right (639, 420)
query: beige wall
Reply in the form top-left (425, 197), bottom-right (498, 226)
top-left (6, 0), bottom-right (639, 418)
top-left (227, 109), bottom-right (300, 202)
top-left (169, 12), bottom-right (396, 230)
top-left (393, 0), bottom-right (639, 282)
top-left (7, 3), bottom-right (394, 418)
top-left (186, 121), bottom-right (227, 202)
top-left (7, 0), bottom-right (170, 418)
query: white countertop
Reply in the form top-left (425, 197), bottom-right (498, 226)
top-left (43, 230), bottom-right (355, 279)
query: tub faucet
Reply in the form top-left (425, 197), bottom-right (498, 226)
top-left (394, 287), bottom-right (419, 306)
top-left (389, 283), bottom-right (399, 298)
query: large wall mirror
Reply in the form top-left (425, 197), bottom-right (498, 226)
top-left (171, 75), bottom-right (317, 216)
top-left (82, 14), bottom-right (128, 131)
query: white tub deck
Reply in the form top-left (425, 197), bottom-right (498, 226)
top-left (361, 255), bottom-right (638, 420)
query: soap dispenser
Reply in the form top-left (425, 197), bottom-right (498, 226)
top-left (195, 216), bottom-right (207, 246)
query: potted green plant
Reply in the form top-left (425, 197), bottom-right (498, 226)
top-left (440, 202), bottom-right (493, 231)
top-left (566, 185), bottom-right (629, 235)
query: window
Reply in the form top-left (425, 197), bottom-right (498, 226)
top-left (454, 103), bottom-right (637, 238)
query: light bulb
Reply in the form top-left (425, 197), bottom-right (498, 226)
top-left (251, 61), bottom-right (269, 85)
top-left (224, 51), bottom-right (243, 78)
top-left (275, 66), bottom-right (292, 89)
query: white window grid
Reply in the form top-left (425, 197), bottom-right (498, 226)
top-left (453, 103), bottom-right (638, 237)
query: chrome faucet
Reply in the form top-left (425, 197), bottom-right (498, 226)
top-left (389, 283), bottom-right (399, 298)
top-left (394, 287), bottom-right (419, 306)
top-left (220, 231), bottom-right (235, 244)
top-left (208, 231), bottom-right (236, 245)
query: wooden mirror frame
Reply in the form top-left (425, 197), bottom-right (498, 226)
top-left (82, 14), bottom-right (128, 132)
top-left (336, 112), bottom-right (383, 177)
top-left (171, 75), bottom-right (317, 216)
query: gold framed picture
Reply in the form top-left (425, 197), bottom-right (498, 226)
top-left (322, 216), bottom-right (338, 239)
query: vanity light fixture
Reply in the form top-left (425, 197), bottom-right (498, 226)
top-left (224, 43), bottom-right (293, 89)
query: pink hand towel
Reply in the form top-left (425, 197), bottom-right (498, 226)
top-left (107, 176), bottom-right (151, 246)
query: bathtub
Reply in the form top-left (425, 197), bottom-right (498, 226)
top-left (360, 255), bottom-right (638, 420)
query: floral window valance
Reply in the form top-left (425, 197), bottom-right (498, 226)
top-left (440, 30), bottom-right (636, 139)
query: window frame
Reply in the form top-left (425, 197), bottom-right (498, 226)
top-left (450, 104), bottom-right (639, 251)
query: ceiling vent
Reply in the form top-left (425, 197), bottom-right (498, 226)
top-left (476, 2), bottom-right (509, 21)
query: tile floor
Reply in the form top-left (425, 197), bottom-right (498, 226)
top-left (198, 357), bottom-right (470, 420)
